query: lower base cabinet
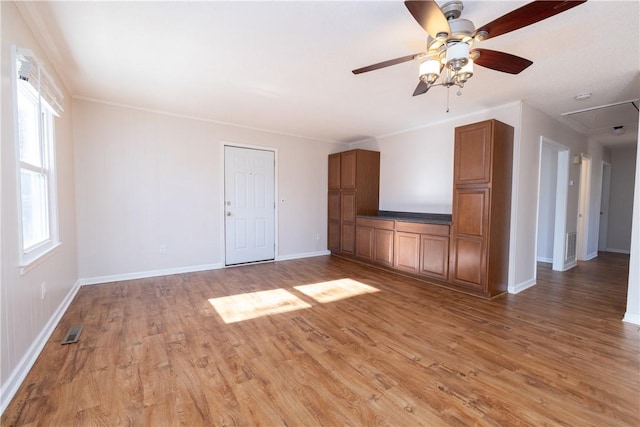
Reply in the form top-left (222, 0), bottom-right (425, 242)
top-left (356, 218), bottom-right (394, 267)
top-left (420, 234), bottom-right (450, 280)
top-left (356, 218), bottom-right (450, 282)
top-left (395, 232), bottom-right (420, 274)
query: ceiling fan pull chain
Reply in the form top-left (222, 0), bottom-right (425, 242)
top-left (446, 86), bottom-right (450, 113)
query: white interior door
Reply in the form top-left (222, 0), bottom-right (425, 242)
top-left (224, 146), bottom-right (275, 265)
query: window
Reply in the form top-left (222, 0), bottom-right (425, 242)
top-left (14, 47), bottom-right (63, 270)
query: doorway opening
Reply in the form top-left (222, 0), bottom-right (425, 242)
top-left (598, 161), bottom-right (612, 252)
top-left (536, 137), bottom-right (571, 272)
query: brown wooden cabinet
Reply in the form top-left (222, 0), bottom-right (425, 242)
top-left (355, 218), bottom-right (394, 267)
top-left (395, 221), bottom-right (450, 280)
top-left (328, 150), bottom-right (380, 256)
top-left (450, 119), bottom-right (513, 297)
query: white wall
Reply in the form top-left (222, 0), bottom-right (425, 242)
top-left (73, 99), bottom-right (343, 281)
top-left (517, 103), bottom-right (588, 288)
top-left (1, 1), bottom-right (78, 410)
top-left (623, 114), bottom-right (640, 325)
top-left (606, 146), bottom-right (637, 253)
top-left (352, 103), bottom-right (520, 214)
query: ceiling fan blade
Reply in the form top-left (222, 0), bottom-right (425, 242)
top-left (472, 49), bottom-right (533, 74)
top-left (413, 80), bottom-right (430, 96)
top-left (405, 0), bottom-right (450, 39)
top-left (475, 1), bottom-right (587, 41)
top-left (352, 53), bottom-right (422, 75)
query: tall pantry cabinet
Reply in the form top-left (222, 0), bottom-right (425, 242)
top-left (450, 119), bottom-right (513, 298)
top-left (328, 149), bottom-right (380, 255)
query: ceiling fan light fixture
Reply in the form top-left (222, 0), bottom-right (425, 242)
top-left (474, 30), bottom-right (488, 42)
top-left (445, 42), bottom-right (469, 71)
top-left (456, 58), bottom-right (473, 83)
top-left (419, 58), bottom-right (441, 84)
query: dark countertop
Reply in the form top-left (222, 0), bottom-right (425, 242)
top-left (357, 210), bottom-right (452, 225)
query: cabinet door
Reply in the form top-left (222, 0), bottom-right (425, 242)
top-left (374, 229), bottom-right (394, 267)
top-left (356, 226), bottom-right (374, 260)
top-left (341, 150), bottom-right (357, 189)
top-left (420, 235), bottom-right (449, 280)
top-left (453, 188), bottom-right (489, 238)
top-left (451, 236), bottom-right (485, 289)
top-left (454, 121), bottom-right (492, 184)
top-left (341, 191), bottom-right (356, 222)
top-left (328, 153), bottom-right (341, 190)
top-left (341, 223), bottom-right (355, 254)
top-left (394, 232), bottom-right (420, 273)
top-left (328, 221), bottom-right (340, 252)
top-left (328, 191), bottom-right (340, 222)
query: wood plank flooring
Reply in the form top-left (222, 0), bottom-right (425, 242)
top-left (3, 252), bottom-right (639, 426)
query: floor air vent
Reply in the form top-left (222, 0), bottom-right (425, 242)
top-left (61, 325), bottom-right (83, 345)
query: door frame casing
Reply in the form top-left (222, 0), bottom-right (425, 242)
top-left (220, 142), bottom-right (278, 266)
top-left (535, 136), bottom-right (571, 273)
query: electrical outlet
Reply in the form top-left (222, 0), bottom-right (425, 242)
top-left (316, 233), bottom-right (320, 241)
top-left (41, 282), bottom-right (46, 300)
top-left (159, 244), bottom-right (167, 254)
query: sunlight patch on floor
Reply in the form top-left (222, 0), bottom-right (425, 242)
top-left (208, 288), bottom-right (311, 323)
top-left (294, 278), bottom-right (380, 303)
top-left (208, 279), bottom-right (380, 323)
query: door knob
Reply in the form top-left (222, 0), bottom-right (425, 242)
top-left (226, 212), bottom-right (232, 216)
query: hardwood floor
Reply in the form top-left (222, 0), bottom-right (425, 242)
top-left (3, 252), bottom-right (639, 426)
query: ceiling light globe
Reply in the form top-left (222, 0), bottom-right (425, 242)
top-left (456, 58), bottom-right (473, 83)
top-left (419, 59), bottom-right (441, 85)
top-left (446, 42), bottom-right (469, 71)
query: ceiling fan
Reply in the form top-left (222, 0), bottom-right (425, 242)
top-left (352, 0), bottom-right (587, 97)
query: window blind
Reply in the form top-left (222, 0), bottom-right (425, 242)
top-left (16, 47), bottom-right (64, 116)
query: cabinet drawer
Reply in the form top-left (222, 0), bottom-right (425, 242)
top-left (356, 217), bottom-right (395, 230)
top-left (395, 221), bottom-right (450, 236)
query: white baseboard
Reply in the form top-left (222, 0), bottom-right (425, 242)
top-left (605, 248), bottom-right (631, 255)
top-left (584, 251), bottom-right (599, 261)
top-left (79, 263), bottom-right (224, 286)
top-left (79, 252), bottom-right (332, 286)
top-left (0, 280), bottom-right (82, 415)
top-left (509, 278), bottom-right (536, 294)
top-left (622, 312), bottom-right (640, 325)
top-left (536, 257), bottom-right (553, 263)
top-left (563, 260), bottom-right (577, 271)
top-left (276, 250), bottom-right (330, 261)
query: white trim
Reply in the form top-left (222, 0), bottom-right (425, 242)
top-left (80, 252), bottom-right (333, 286)
top-left (19, 241), bottom-right (62, 275)
top-left (604, 248), bottom-right (631, 255)
top-left (276, 250), bottom-right (331, 261)
top-left (357, 101), bottom-right (524, 143)
top-left (0, 280), bottom-right (81, 415)
top-left (78, 263), bottom-right (224, 286)
top-left (622, 312), bottom-right (640, 325)
top-left (584, 251), bottom-right (598, 261)
top-left (74, 96), bottom-right (338, 144)
top-left (563, 260), bottom-right (578, 271)
top-left (509, 277), bottom-right (536, 294)
top-left (536, 257), bottom-right (553, 263)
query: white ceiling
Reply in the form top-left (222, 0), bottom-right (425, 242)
top-left (18, 0), bottom-right (640, 146)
